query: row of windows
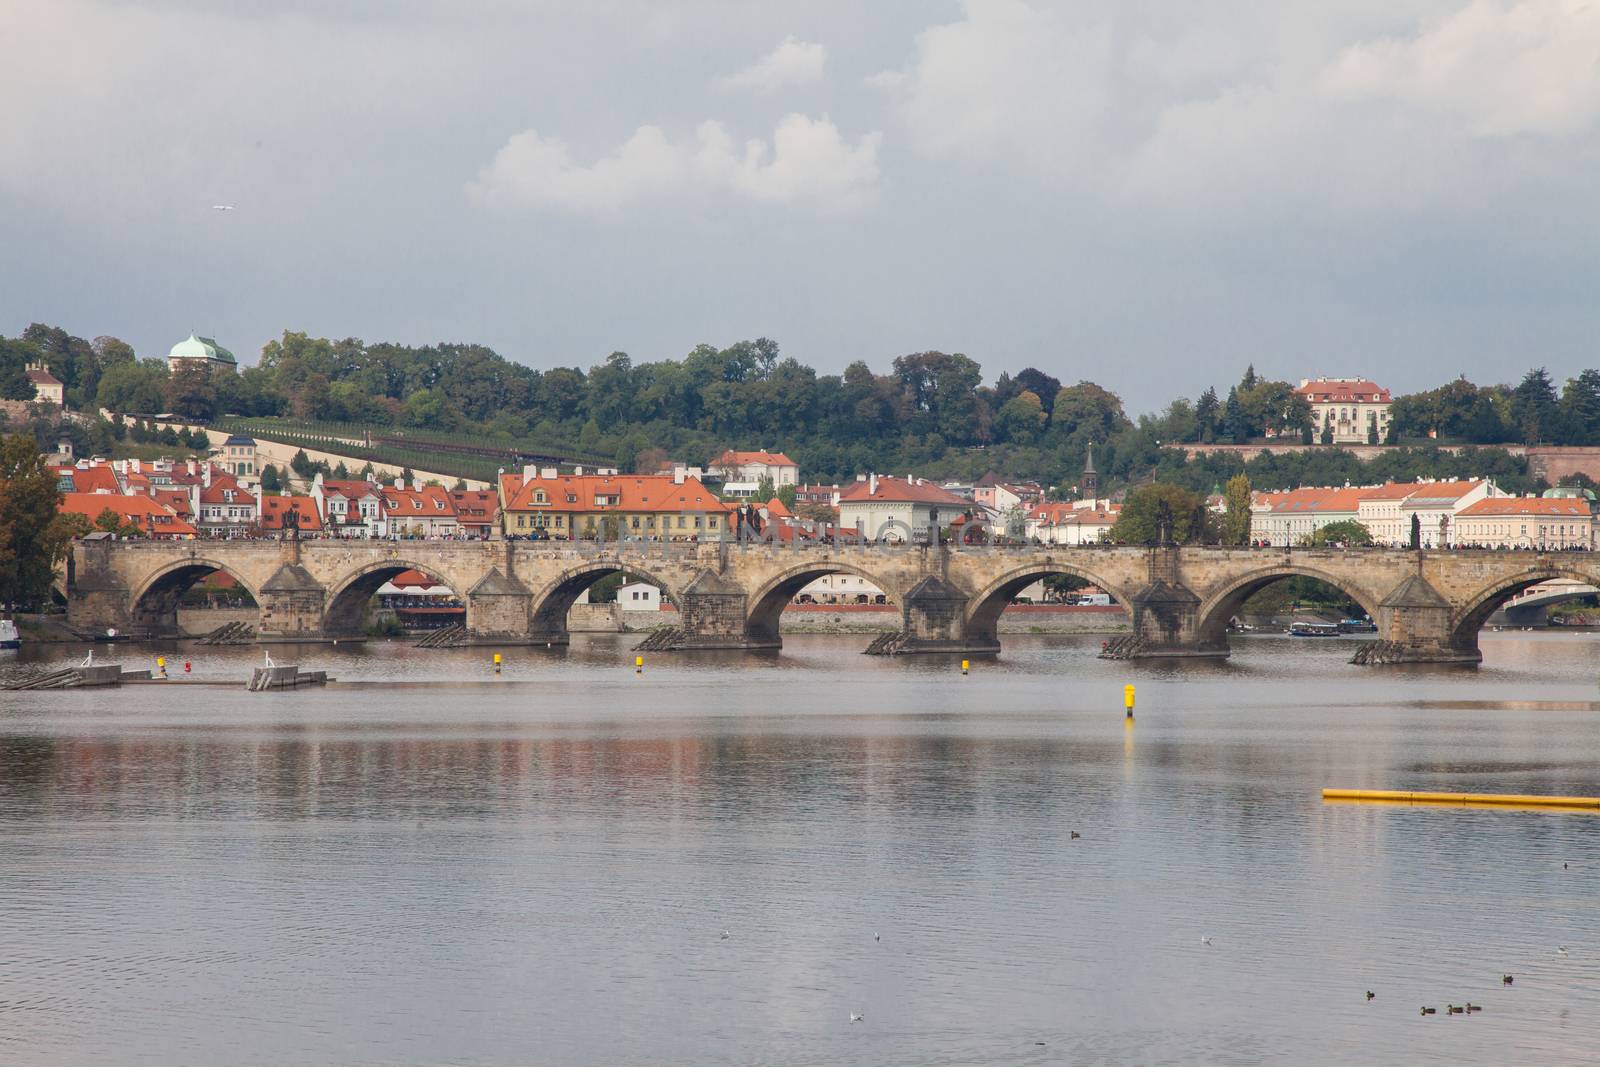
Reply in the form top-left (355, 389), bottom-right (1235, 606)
top-left (511, 513), bottom-right (722, 530)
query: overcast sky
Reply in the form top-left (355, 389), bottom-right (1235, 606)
top-left (3, 0), bottom-right (1597, 413)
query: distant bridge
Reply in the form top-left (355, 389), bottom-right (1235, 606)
top-left (1493, 579), bottom-right (1600, 626)
top-left (65, 539), bottom-right (1600, 663)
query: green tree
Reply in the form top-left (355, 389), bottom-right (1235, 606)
top-left (1511, 367), bottom-right (1558, 444)
top-left (1221, 473), bottom-right (1252, 545)
top-left (996, 390), bottom-right (1047, 444)
top-left (776, 484), bottom-right (798, 509)
top-left (290, 449), bottom-right (315, 477)
top-left (260, 464), bottom-right (281, 493)
top-left (1110, 483), bottom-right (1210, 545)
top-left (1559, 369), bottom-right (1600, 445)
top-left (0, 433), bottom-right (66, 607)
top-left (0, 338), bottom-right (40, 400)
top-left (1305, 519), bottom-right (1373, 547)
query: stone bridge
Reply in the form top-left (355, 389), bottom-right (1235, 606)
top-left (63, 538), bottom-right (1598, 663)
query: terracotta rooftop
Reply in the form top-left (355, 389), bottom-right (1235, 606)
top-left (837, 476), bottom-right (970, 507)
top-left (1457, 498), bottom-right (1592, 517)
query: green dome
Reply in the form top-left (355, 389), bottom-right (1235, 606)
top-left (168, 333), bottom-right (236, 365)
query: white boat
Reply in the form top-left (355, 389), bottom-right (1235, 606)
top-left (0, 619), bottom-right (20, 649)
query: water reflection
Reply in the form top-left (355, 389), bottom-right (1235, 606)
top-left (0, 633), bottom-right (1597, 1066)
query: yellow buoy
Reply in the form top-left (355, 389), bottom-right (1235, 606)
top-left (961, 659), bottom-right (969, 675)
top-left (1124, 683), bottom-right (1135, 718)
top-left (493, 652), bottom-right (502, 674)
top-left (635, 655), bottom-right (644, 674)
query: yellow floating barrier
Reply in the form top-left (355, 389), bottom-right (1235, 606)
top-left (1323, 788), bottom-right (1600, 811)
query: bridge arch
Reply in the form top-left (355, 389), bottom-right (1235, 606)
top-left (744, 561), bottom-right (899, 646)
top-left (323, 560), bottom-right (471, 638)
top-left (528, 560), bottom-right (684, 639)
top-left (129, 558), bottom-right (261, 638)
top-left (1193, 564), bottom-right (1382, 650)
top-left (964, 561), bottom-right (1134, 651)
top-left (1450, 564), bottom-right (1600, 652)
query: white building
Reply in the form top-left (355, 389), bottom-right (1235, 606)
top-left (313, 475), bottom-right (384, 538)
top-left (707, 450), bottom-right (799, 487)
top-left (1295, 377), bottom-right (1392, 444)
top-left (1399, 480), bottom-right (1501, 547)
top-left (1454, 497), bottom-right (1595, 550)
top-left (26, 363), bottom-right (64, 407)
top-left (795, 573), bottom-right (888, 604)
top-left (1026, 502), bottom-right (1119, 545)
top-left (837, 474), bottom-right (971, 542)
top-left (1253, 479), bottom-right (1505, 547)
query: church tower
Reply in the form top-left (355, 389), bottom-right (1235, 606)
top-left (1082, 444), bottom-right (1099, 501)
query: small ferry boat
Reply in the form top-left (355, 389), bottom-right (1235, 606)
top-left (0, 619), bottom-right (20, 649)
top-left (1337, 618), bottom-right (1378, 634)
top-left (1288, 621), bottom-right (1340, 637)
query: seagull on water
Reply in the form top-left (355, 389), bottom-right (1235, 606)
top-left (850, 1012), bottom-right (864, 1023)
top-left (1200, 936), bottom-right (1213, 946)
top-left (1558, 946), bottom-right (1570, 957)
top-left (874, 932), bottom-right (880, 942)
top-left (211, 204), bottom-right (235, 211)
top-left (720, 929), bottom-right (730, 940)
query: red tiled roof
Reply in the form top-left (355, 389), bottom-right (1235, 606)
top-left (1457, 498), bottom-right (1592, 517)
top-left (503, 473), bottom-right (727, 513)
top-left (259, 495), bottom-right (325, 531)
top-left (58, 493), bottom-right (197, 537)
top-left (380, 484), bottom-right (457, 517)
top-left (26, 367), bottom-right (61, 386)
top-left (1294, 378), bottom-right (1392, 403)
top-left (449, 489), bottom-right (499, 523)
top-left (151, 489), bottom-right (194, 520)
top-left (710, 450), bottom-right (797, 468)
top-left (68, 466), bottom-right (121, 494)
top-left (321, 479), bottom-right (383, 500)
top-left (837, 476), bottom-right (969, 506)
top-left (763, 497), bottom-right (794, 519)
top-left (198, 471), bottom-right (248, 505)
top-left (1399, 480), bottom-right (1484, 505)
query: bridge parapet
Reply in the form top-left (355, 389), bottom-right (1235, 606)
top-left (66, 538), bottom-right (1600, 663)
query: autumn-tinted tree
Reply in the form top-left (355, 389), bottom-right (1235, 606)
top-left (1221, 474), bottom-right (1252, 545)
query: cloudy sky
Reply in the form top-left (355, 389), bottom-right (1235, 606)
top-left (2, 0), bottom-right (1597, 413)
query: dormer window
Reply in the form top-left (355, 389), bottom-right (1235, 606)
top-left (534, 490), bottom-right (546, 504)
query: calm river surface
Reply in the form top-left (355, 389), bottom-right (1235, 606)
top-left (2, 631), bottom-right (1599, 1066)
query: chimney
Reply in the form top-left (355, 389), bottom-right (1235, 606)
top-left (868, 473), bottom-right (878, 496)
top-left (541, 467), bottom-right (557, 479)
top-left (856, 474), bottom-right (866, 482)
top-left (394, 477), bottom-right (405, 490)
top-left (202, 464), bottom-right (212, 488)
top-left (673, 468), bottom-right (686, 485)
top-left (573, 465), bottom-right (584, 476)
top-left (523, 464), bottom-right (538, 482)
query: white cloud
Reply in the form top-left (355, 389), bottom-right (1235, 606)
top-left (717, 36), bottom-right (828, 93)
top-left (1321, 0), bottom-right (1600, 138)
top-left (871, 0), bottom-right (1110, 162)
top-left (468, 114), bottom-right (881, 217)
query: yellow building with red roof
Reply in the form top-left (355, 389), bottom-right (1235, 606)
top-left (500, 470), bottom-right (731, 539)
top-left (1455, 496), bottom-right (1594, 550)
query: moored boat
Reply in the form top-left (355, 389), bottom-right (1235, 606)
top-left (1289, 621), bottom-right (1340, 637)
top-left (0, 619), bottom-right (20, 650)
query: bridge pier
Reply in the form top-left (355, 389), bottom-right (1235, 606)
top-left (256, 559), bottom-right (327, 642)
top-left (897, 575), bottom-right (982, 654)
top-left (464, 568), bottom-right (536, 645)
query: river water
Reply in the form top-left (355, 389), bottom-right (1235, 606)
top-left (2, 632), bottom-right (1598, 1066)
